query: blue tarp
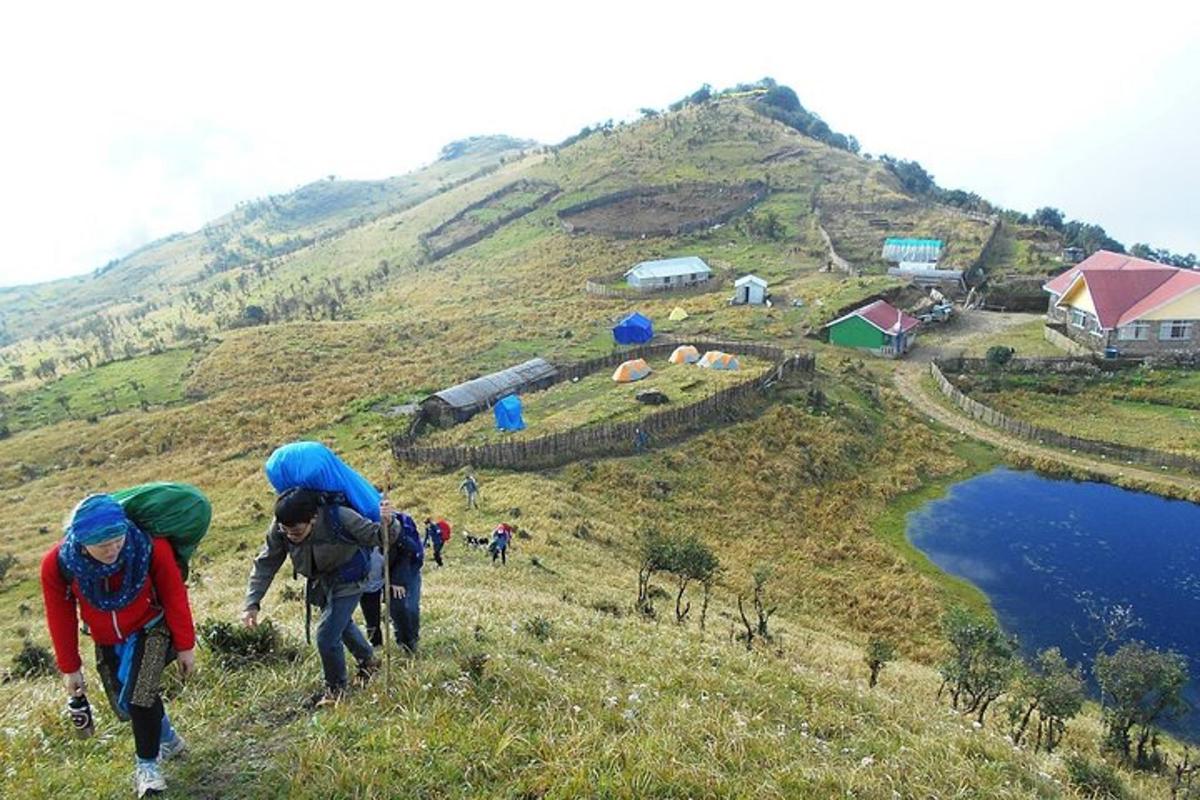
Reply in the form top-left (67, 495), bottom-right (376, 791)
top-left (264, 441), bottom-right (382, 522)
top-left (612, 312), bottom-right (654, 345)
top-left (494, 394), bottom-right (526, 431)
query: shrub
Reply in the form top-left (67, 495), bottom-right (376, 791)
top-left (986, 345), bottom-right (1015, 368)
top-left (590, 599), bottom-right (623, 617)
top-left (1065, 754), bottom-right (1129, 799)
top-left (523, 615), bottom-right (554, 642)
top-left (198, 618), bottom-right (301, 669)
top-left (9, 638), bottom-right (55, 680)
top-left (0, 552), bottom-right (16, 584)
top-left (865, 637), bottom-right (896, 688)
top-left (459, 652), bottom-right (489, 683)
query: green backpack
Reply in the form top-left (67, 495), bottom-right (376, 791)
top-left (112, 482), bottom-right (212, 580)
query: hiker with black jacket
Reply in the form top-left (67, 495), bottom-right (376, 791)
top-left (241, 489), bottom-right (415, 705)
top-left (41, 494), bottom-right (196, 798)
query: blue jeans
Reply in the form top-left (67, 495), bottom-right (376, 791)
top-left (315, 590), bottom-right (375, 689)
top-left (388, 568), bottom-right (422, 653)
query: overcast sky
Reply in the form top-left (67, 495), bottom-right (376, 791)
top-left (1, 0), bottom-right (1197, 287)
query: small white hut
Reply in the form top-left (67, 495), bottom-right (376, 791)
top-left (733, 274), bottom-right (768, 305)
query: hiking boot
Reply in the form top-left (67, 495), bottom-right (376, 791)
top-left (355, 657), bottom-right (382, 685)
top-left (134, 760), bottom-right (166, 797)
top-left (311, 686), bottom-right (345, 709)
top-left (158, 733), bottom-right (186, 762)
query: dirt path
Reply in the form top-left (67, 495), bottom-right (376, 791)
top-left (909, 309), bottom-right (1043, 361)
top-left (891, 311), bottom-right (1200, 494)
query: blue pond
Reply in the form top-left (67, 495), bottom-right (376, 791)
top-left (907, 467), bottom-right (1200, 739)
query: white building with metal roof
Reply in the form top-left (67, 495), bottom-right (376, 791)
top-left (624, 256), bottom-right (712, 290)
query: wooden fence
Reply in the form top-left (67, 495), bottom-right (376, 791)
top-left (933, 355), bottom-right (1143, 374)
top-left (394, 350), bottom-right (813, 470)
top-left (419, 180), bottom-right (560, 261)
top-left (557, 182), bottom-right (769, 238)
top-left (929, 362), bottom-right (1200, 475)
top-left (583, 274), bottom-right (727, 299)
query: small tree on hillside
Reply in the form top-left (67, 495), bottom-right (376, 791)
top-left (750, 565), bottom-right (777, 639)
top-left (1032, 206), bottom-right (1065, 231)
top-left (635, 528), bottom-right (672, 613)
top-left (1008, 648), bottom-right (1086, 752)
top-left (1096, 641), bottom-right (1189, 767)
top-left (666, 535), bottom-right (719, 624)
top-left (938, 607), bottom-right (1019, 724)
top-left (737, 565), bottom-right (778, 649)
top-left (865, 637), bottom-right (897, 689)
top-left (699, 566), bottom-right (721, 633)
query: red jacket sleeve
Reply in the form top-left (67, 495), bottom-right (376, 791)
top-left (149, 539), bottom-right (196, 653)
top-left (40, 545), bottom-right (82, 674)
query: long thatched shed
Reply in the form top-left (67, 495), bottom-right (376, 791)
top-left (421, 358), bottom-right (558, 426)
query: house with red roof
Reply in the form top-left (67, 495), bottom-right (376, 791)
top-left (1043, 251), bottom-right (1200, 356)
top-left (824, 299), bottom-right (920, 357)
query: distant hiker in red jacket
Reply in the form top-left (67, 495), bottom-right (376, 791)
top-left (41, 494), bottom-right (196, 798)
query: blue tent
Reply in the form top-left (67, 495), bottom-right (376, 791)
top-left (494, 394), bottom-right (526, 431)
top-left (612, 312), bottom-right (654, 345)
top-left (264, 441), bottom-right (382, 521)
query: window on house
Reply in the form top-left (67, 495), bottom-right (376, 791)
top-left (663, 277), bottom-right (671, 284)
top-left (1118, 322), bottom-right (1150, 341)
top-left (1160, 320), bottom-right (1193, 340)
top-left (1070, 309), bottom-right (1087, 328)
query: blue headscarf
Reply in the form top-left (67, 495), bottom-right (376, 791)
top-left (59, 494), bottom-right (152, 612)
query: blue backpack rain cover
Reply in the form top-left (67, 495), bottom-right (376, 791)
top-left (264, 441), bottom-right (382, 522)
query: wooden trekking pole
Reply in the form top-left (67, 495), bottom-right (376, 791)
top-left (380, 468), bottom-right (392, 694)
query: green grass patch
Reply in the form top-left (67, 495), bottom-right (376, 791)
top-left (1, 347), bottom-right (198, 433)
top-left (422, 355), bottom-right (772, 446)
top-left (959, 367), bottom-right (1200, 457)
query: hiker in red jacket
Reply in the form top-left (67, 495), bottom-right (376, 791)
top-left (41, 494), bottom-right (196, 798)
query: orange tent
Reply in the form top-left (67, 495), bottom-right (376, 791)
top-left (697, 351), bottom-right (740, 370)
top-left (668, 345), bottom-right (700, 365)
top-left (612, 358), bottom-right (652, 382)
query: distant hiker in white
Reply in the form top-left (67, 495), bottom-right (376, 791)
top-left (459, 473), bottom-right (480, 509)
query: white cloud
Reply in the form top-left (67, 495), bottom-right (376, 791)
top-left (1, 0), bottom-right (1197, 286)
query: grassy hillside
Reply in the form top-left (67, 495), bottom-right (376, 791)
top-left (0, 135), bottom-right (533, 358)
top-left (0, 96), bottom-right (1182, 797)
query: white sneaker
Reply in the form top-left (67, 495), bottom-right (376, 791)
top-left (159, 734), bottom-right (186, 761)
top-left (135, 760), bottom-right (166, 797)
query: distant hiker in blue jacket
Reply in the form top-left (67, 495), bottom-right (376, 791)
top-left (423, 517), bottom-right (445, 567)
top-left (634, 426), bottom-right (650, 452)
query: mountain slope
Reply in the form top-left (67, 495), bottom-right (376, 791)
top-left (0, 94), bottom-right (1177, 798)
top-left (0, 135), bottom-right (534, 350)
